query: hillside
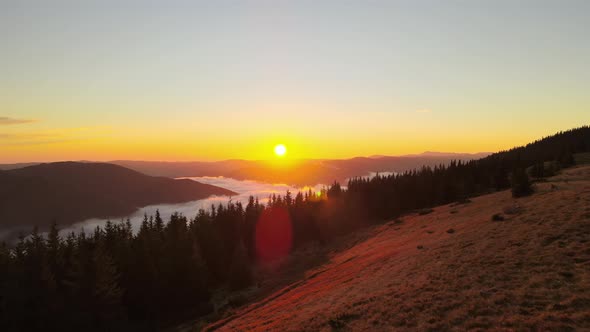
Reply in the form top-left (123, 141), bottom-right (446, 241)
top-left (0, 162), bottom-right (236, 231)
top-left (199, 165), bottom-right (590, 331)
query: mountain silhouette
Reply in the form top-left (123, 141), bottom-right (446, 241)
top-left (108, 152), bottom-right (491, 186)
top-left (0, 162), bottom-right (236, 230)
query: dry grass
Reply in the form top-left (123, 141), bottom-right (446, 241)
top-left (198, 166), bottom-right (590, 331)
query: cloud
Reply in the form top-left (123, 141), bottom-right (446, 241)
top-left (59, 177), bottom-right (327, 236)
top-left (0, 132), bottom-right (69, 146)
top-left (0, 116), bottom-right (36, 125)
top-left (0, 139), bottom-right (77, 147)
top-left (0, 133), bottom-right (55, 139)
top-left (415, 109), bottom-right (432, 113)
top-left (0, 126), bottom-right (111, 147)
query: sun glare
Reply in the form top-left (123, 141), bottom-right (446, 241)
top-left (274, 144), bottom-right (287, 157)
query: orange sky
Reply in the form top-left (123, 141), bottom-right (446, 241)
top-left (1, 2), bottom-right (589, 163)
top-left (1, 109), bottom-right (587, 163)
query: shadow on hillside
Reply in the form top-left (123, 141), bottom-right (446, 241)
top-left (187, 222), bottom-right (387, 331)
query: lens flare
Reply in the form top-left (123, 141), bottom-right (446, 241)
top-left (255, 207), bottom-right (293, 263)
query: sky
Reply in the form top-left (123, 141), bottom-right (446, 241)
top-left (1, 0), bottom-right (589, 162)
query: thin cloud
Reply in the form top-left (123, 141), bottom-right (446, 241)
top-left (0, 132), bottom-right (67, 146)
top-left (0, 126), bottom-right (111, 147)
top-left (0, 116), bottom-right (36, 125)
top-left (0, 139), bottom-right (77, 147)
top-left (415, 109), bottom-right (432, 113)
top-left (63, 177), bottom-right (326, 236)
top-left (0, 132), bottom-right (60, 140)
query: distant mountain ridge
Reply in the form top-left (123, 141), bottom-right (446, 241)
top-left (0, 152), bottom-right (492, 187)
top-left (0, 152), bottom-right (492, 185)
top-left (368, 151), bottom-right (490, 159)
top-left (0, 162), bottom-right (236, 232)
top-left (110, 152), bottom-right (491, 186)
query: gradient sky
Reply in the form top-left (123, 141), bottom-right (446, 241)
top-left (1, 0), bottom-right (589, 162)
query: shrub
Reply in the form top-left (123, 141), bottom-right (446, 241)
top-left (328, 313), bottom-right (359, 329)
top-left (329, 317), bottom-right (346, 330)
top-left (492, 213), bottom-right (505, 221)
top-left (418, 208), bottom-right (434, 215)
top-left (530, 162), bottom-right (545, 178)
top-left (451, 198), bottom-right (472, 206)
top-left (559, 150), bottom-right (575, 168)
top-left (545, 165), bottom-right (556, 176)
top-left (503, 205), bottom-right (522, 215)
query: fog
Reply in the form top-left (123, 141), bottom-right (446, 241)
top-left (57, 176), bottom-right (326, 237)
top-left (0, 172), bottom-right (396, 244)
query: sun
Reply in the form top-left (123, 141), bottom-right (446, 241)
top-left (274, 144), bottom-right (287, 157)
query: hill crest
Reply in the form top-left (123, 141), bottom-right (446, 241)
top-left (0, 162), bottom-right (236, 235)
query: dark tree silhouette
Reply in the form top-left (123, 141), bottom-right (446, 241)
top-left (511, 168), bottom-right (533, 197)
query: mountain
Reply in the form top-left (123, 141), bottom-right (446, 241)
top-left (109, 159), bottom-right (255, 178)
top-left (0, 162), bottom-right (41, 170)
top-left (0, 162), bottom-right (236, 231)
top-left (411, 151), bottom-right (491, 158)
top-left (110, 152), bottom-right (491, 186)
top-left (0, 152), bottom-right (492, 187)
top-left (199, 165), bottom-right (590, 331)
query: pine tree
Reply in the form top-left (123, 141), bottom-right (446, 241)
top-left (92, 246), bottom-right (123, 324)
top-left (511, 167), bottom-right (533, 197)
top-left (327, 181), bottom-right (342, 198)
top-left (154, 209), bottom-right (164, 232)
top-left (530, 162), bottom-right (545, 178)
top-left (228, 241), bottom-right (252, 291)
top-left (560, 150), bottom-right (575, 167)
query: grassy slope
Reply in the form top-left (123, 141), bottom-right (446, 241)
top-left (201, 166), bottom-right (590, 331)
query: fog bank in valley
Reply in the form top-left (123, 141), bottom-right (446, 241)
top-left (57, 176), bottom-right (326, 237)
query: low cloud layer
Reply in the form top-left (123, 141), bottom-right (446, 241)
top-left (58, 177), bottom-right (326, 237)
top-left (1, 173), bottom-right (391, 244)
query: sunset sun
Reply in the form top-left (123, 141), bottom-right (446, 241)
top-left (274, 144), bottom-right (287, 157)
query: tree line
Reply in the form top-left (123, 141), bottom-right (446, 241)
top-left (0, 126), bottom-right (588, 331)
